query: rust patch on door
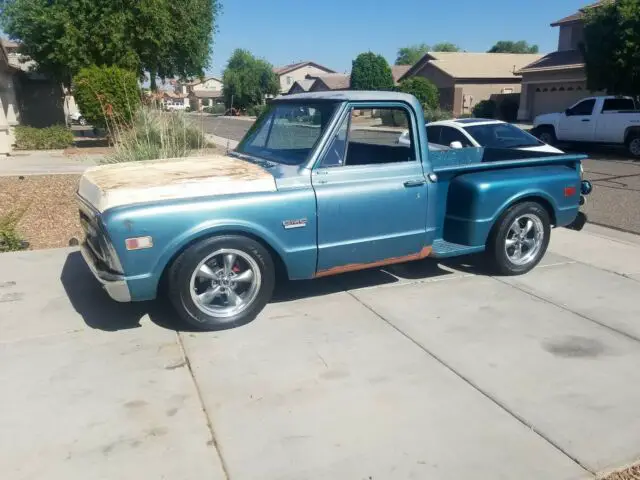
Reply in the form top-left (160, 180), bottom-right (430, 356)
top-left (314, 246), bottom-right (432, 278)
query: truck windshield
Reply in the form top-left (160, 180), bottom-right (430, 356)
top-left (236, 101), bottom-right (340, 165)
top-left (464, 123), bottom-right (542, 149)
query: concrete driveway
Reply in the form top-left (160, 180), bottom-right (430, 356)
top-left (1, 225), bottom-right (640, 479)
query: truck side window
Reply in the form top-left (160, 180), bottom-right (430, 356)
top-left (602, 98), bottom-right (636, 112)
top-left (319, 113), bottom-right (349, 167)
top-left (344, 107), bottom-right (415, 166)
top-left (567, 99), bottom-right (596, 116)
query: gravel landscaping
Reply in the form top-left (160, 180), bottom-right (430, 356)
top-left (0, 174), bottom-right (82, 250)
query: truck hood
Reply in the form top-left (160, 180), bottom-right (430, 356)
top-left (533, 112), bottom-right (561, 126)
top-left (78, 154), bottom-right (276, 213)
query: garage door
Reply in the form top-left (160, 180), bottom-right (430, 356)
top-left (531, 82), bottom-right (590, 119)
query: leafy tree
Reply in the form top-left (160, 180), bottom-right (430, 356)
top-left (222, 49), bottom-right (279, 111)
top-left (582, 0), bottom-right (640, 96)
top-left (350, 52), bottom-right (394, 91)
top-left (0, 0), bottom-right (221, 88)
top-left (432, 42), bottom-right (460, 52)
top-left (73, 66), bottom-right (141, 128)
top-left (487, 40), bottom-right (539, 54)
top-left (395, 43), bottom-right (430, 65)
top-left (398, 77), bottom-right (439, 109)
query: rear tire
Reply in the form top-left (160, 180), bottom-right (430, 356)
top-left (168, 235), bottom-right (275, 330)
top-left (626, 134), bottom-right (640, 158)
top-left (536, 126), bottom-right (557, 146)
top-left (487, 202), bottom-right (551, 276)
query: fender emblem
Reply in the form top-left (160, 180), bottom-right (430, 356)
top-left (282, 218), bottom-right (307, 229)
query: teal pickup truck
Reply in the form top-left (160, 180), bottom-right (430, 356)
top-left (77, 91), bottom-right (592, 330)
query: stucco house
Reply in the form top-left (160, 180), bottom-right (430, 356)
top-left (288, 65), bottom-right (409, 94)
top-left (186, 76), bottom-right (223, 111)
top-left (273, 61), bottom-right (335, 93)
top-left (400, 52), bottom-right (542, 116)
top-left (516, 2), bottom-right (602, 121)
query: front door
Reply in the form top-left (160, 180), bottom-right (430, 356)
top-left (557, 98), bottom-right (597, 142)
top-left (311, 105), bottom-right (430, 276)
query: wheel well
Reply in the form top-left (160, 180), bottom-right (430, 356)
top-left (498, 196), bottom-right (557, 228)
top-left (536, 124), bottom-right (555, 134)
top-left (624, 126), bottom-right (640, 142)
top-left (157, 230), bottom-right (289, 294)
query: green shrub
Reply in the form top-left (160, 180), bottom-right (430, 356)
top-left (472, 100), bottom-right (497, 119)
top-left (380, 109), bottom-right (409, 127)
top-left (14, 125), bottom-right (74, 150)
top-left (423, 107), bottom-right (454, 122)
top-left (73, 65), bottom-right (141, 129)
top-left (499, 98), bottom-right (520, 122)
top-left (203, 104), bottom-right (226, 114)
top-left (398, 77), bottom-right (439, 110)
top-left (104, 106), bottom-right (209, 163)
top-left (350, 52), bottom-right (395, 91)
top-left (0, 208), bottom-right (27, 252)
top-left (246, 104), bottom-right (268, 117)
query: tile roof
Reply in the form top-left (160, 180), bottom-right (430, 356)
top-left (192, 90), bottom-right (222, 98)
top-left (405, 52), bottom-right (543, 80)
top-left (273, 61), bottom-right (335, 76)
top-left (187, 76), bottom-right (222, 86)
top-left (314, 73), bottom-right (351, 90)
top-left (516, 50), bottom-right (585, 74)
top-left (391, 65), bottom-right (411, 84)
top-left (293, 79), bottom-right (316, 91)
top-left (550, 1), bottom-right (605, 26)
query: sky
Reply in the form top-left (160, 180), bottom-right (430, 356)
top-left (208, 0), bottom-right (593, 76)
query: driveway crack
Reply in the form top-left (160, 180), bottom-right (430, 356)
top-left (176, 332), bottom-right (231, 480)
top-left (346, 290), bottom-right (596, 477)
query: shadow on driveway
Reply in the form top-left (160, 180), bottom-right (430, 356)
top-left (61, 250), bottom-right (486, 333)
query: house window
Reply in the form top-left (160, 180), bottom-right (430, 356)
top-left (501, 88), bottom-right (514, 94)
top-left (286, 76), bottom-right (292, 85)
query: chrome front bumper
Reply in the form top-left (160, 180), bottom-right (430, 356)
top-left (80, 242), bottom-right (131, 302)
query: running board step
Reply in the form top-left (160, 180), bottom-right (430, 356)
top-left (430, 239), bottom-right (485, 259)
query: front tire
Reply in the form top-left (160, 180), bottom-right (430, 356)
top-left (168, 235), bottom-right (275, 330)
top-left (536, 126), bottom-right (557, 146)
top-left (626, 134), bottom-right (640, 158)
top-left (487, 202), bottom-right (551, 276)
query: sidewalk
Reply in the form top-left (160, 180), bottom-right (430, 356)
top-left (1, 224), bottom-right (640, 479)
top-left (0, 150), bottom-right (100, 176)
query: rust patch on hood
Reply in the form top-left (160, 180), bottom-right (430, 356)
top-left (83, 154), bottom-right (271, 191)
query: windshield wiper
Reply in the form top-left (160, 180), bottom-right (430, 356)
top-left (229, 151), bottom-right (276, 168)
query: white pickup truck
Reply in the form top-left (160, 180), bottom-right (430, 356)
top-left (532, 96), bottom-right (640, 157)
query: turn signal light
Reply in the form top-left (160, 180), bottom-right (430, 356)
top-left (125, 236), bottom-right (153, 250)
top-left (564, 186), bottom-right (577, 197)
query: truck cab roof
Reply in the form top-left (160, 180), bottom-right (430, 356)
top-left (274, 90), bottom-right (418, 104)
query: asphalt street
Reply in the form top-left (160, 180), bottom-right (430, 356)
top-left (193, 115), bottom-right (640, 234)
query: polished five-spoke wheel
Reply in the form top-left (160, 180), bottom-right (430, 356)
top-left (168, 235), bottom-right (275, 330)
top-left (488, 201), bottom-right (551, 276)
top-left (504, 214), bottom-right (544, 266)
top-left (190, 249), bottom-right (262, 319)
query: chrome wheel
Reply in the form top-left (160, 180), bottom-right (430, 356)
top-left (504, 214), bottom-right (544, 266)
top-left (189, 248), bottom-right (262, 319)
top-left (629, 138), bottom-right (640, 157)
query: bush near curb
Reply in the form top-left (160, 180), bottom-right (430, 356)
top-left (0, 208), bottom-right (28, 252)
top-left (14, 125), bottom-right (74, 150)
top-left (73, 65), bottom-right (141, 129)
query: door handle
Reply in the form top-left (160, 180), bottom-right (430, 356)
top-left (582, 119), bottom-right (590, 122)
top-left (404, 180), bottom-right (426, 188)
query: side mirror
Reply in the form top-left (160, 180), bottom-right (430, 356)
top-left (449, 141), bottom-right (463, 149)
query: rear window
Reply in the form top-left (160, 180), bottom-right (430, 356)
top-left (602, 98), bottom-right (636, 112)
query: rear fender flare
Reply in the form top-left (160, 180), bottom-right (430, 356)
top-left (490, 190), bottom-right (558, 231)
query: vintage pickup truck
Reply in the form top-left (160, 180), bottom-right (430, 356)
top-left (77, 91), bottom-right (592, 329)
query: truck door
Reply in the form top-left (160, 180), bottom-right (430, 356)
top-left (558, 98), bottom-right (597, 142)
top-left (311, 104), bottom-right (430, 276)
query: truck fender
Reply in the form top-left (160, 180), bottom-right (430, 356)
top-left (151, 219), bottom-right (290, 280)
top-left (491, 190), bottom-right (558, 228)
